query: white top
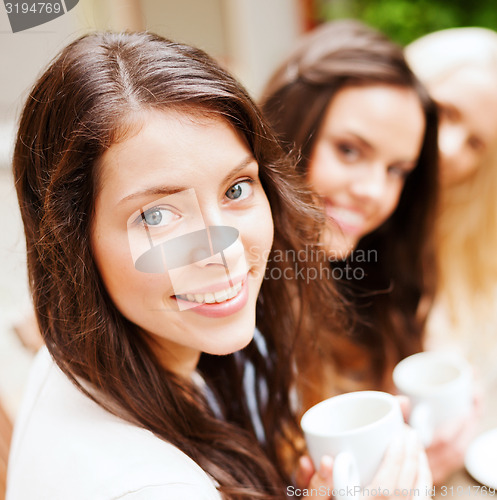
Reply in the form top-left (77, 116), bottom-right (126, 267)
top-left (6, 347), bottom-right (221, 500)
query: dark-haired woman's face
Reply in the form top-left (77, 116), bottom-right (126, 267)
top-left (307, 85), bottom-right (425, 258)
top-left (91, 110), bottom-right (273, 376)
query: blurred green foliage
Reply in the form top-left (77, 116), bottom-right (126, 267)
top-left (316, 0), bottom-right (497, 45)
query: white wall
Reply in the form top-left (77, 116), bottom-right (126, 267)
top-left (0, 0), bottom-right (302, 161)
top-left (223, 0), bottom-right (302, 98)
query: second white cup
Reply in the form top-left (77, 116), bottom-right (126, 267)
top-left (393, 351), bottom-right (473, 446)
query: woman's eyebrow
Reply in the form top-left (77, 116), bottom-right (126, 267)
top-left (344, 132), bottom-right (373, 152)
top-left (220, 156), bottom-right (257, 186)
top-left (328, 131), bottom-right (373, 152)
top-left (118, 186), bottom-right (186, 205)
top-left (117, 156), bottom-right (256, 206)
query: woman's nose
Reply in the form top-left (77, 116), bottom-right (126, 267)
top-left (189, 225), bottom-right (241, 267)
top-left (438, 125), bottom-right (475, 178)
top-left (192, 204), bottom-right (246, 270)
top-left (350, 164), bottom-right (387, 202)
top-left (439, 125), bottom-right (465, 161)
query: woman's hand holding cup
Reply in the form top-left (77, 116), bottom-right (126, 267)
top-left (296, 426), bottom-right (432, 499)
top-left (299, 391), bottom-right (433, 499)
top-left (367, 425), bottom-right (432, 499)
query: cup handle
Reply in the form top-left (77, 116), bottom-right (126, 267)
top-left (409, 403), bottom-right (434, 447)
top-left (333, 451), bottom-right (361, 500)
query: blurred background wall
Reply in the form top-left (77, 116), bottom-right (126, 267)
top-left (3, 0), bottom-right (497, 171)
top-left (0, 0), bottom-right (303, 172)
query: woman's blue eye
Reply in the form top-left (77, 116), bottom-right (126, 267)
top-left (140, 207), bottom-right (178, 227)
top-left (225, 180), bottom-right (253, 201)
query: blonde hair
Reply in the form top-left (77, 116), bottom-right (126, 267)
top-left (406, 28), bottom-right (497, 381)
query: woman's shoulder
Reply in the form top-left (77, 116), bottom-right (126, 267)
top-left (6, 347), bottom-right (221, 500)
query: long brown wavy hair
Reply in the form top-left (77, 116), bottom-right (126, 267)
top-left (261, 20), bottom-right (439, 390)
top-left (13, 31), bottom-right (351, 498)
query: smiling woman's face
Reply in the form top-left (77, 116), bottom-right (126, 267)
top-left (91, 110), bottom-right (273, 376)
top-left (426, 66), bottom-right (497, 186)
top-left (307, 85), bottom-right (425, 258)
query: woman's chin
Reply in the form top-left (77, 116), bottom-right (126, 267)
top-left (323, 230), bottom-right (357, 261)
top-left (204, 327), bottom-right (255, 356)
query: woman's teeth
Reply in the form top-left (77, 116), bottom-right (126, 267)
top-left (328, 207), bottom-right (365, 227)
top-left (176, 281), bottom-right (243, 304)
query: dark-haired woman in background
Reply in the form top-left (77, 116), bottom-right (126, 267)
top-left (6, 31), bottom-right (431, 499)
top-left (262, 19), bottom-right (485, 486)
top-left (262, 19), bottom-right (439, 396)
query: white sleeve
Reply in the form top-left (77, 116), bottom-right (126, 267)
top-left (115, 482), bottom-right (221, 499)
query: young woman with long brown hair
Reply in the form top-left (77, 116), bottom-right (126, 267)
top-left (261, 19), bottom-right (487, 487)
top-left (261, 19), bottom-right (439, 393)
top-left (6, 31), bottom-right (431, 499)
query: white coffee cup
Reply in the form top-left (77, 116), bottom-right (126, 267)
top-left (393, 351), bottom-right (472, 447)
top-left (301, 391), bottom-right (403, 498)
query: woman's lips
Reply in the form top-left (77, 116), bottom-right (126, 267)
top-left (172, 275), bottom-right (249, 318)
top-left (324, 201), bottom-right (366, 236)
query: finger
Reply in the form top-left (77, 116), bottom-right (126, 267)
top-left (426, 436), bottom-right (465, 486)
top-left (427, 441), bottom-right (466, 484)
top-left (396, 395), bottom-right (411, 422)
top-left (308, 456), bottom-right (334, 495)
top-left (396, 428), bottom-right (421, 493)
top-left (369, 425), bottom-right (407, 491)
top-left (296, 455), bottom-right (315, 489)
top-left (317, 455), bottom-right (334, 481)
top-left (414, 449), bottom-right (433, 498)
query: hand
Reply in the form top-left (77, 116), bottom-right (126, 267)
top-left (367, 425), bottom-right (432, 499)
top-left (295, 426), bottom-right (432, 499)
top-left (295, 455), bottom-right (334, 498)
top-left (425, 392), bottom-right (482, 485)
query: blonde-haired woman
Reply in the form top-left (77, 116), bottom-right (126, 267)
top-left (406, 27), bottom-right (497, 483)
